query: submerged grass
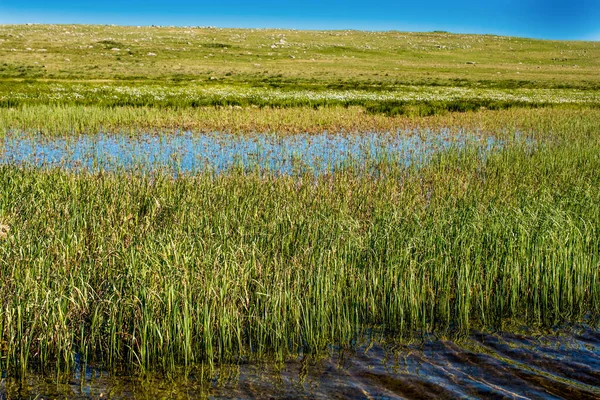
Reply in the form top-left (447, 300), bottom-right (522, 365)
top-left (0, 110), bottom-right (599, 378)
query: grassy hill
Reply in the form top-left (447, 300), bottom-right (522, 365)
top-left (0, 25), bottom-right (599, 133)
top-left (1, 24), bottom-right (599, 89)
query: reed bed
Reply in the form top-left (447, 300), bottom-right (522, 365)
top-left (0, 110), bottom-right (599, 378)
top-left (1, 104), bottom-right (598, 136)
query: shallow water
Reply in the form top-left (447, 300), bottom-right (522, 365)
top-left (4, 129), bottom-right (590, 399)
top-left (1, 130), bottom-right (499, 175)
top-left (2, 326), bottom-right (599, 399)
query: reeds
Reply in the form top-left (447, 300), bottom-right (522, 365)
top-left (1, 104), bottom-right (598, 136)
top-left (0, 110), bottom-right (598, 377)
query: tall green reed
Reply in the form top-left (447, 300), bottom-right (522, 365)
top-left (0, 115), bottom-right (598, 378)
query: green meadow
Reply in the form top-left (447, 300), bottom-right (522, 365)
top-left (1, 24), bottom-right (599, 88)
top-left (0, 24), bottom-right (599, 380)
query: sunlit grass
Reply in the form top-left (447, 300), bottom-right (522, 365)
top-left (1, 24), bottom-right (599, 89)
top-left (1, 104), bottom-right (598, 136)
top-left (0, 110), bottom-right (598, 378)
top-left (1, 81), bottom-right (599, 109)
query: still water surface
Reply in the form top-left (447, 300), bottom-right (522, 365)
top-left (1, 129), bottom-right (499, 174)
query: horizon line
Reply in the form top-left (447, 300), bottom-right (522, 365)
top-left (1, 22), bottom-right (597, 43)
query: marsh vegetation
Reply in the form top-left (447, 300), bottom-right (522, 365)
top-left (0, 24), bottom-right (599, 397)
top-left (1, 109), bottom-right (599, 376)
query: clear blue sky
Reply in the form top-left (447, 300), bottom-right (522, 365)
top-left (0, 1), bottom-right (598, 40)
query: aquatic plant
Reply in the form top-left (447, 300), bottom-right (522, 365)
top-left (0, 110), bottom-right (598, 378)
top-left (1, 105), bottom-right (598, 136)
top-left (0, 23), bottom-right (598, 381)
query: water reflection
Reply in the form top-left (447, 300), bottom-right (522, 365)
top-left (1, 130), bottom-right (500, 175)
top-left (2, 326), bottom-right (598, 399)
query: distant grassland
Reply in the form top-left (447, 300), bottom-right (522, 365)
top-left (1, 24), bottom-right (599, 89)
top-left (2, 81), bottom-right (600, 108)
top-left (1, 24), bottom-right (599, 124)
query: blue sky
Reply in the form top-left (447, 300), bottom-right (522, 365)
top-left (0, 1), bottom-right (598, 40)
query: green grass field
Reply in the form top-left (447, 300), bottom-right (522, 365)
top-left (1, 24), bottom-right (599, 88)
top-left (0, 25), bottom-right (599, 379)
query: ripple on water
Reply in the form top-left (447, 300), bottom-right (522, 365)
top-left (1, 326), bottom-right (599, 399)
